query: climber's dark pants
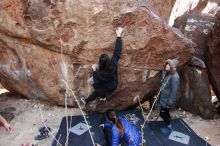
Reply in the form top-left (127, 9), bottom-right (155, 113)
top-left (160, 107), bottom-right (171, 126)
top-left (100, 115), bottom-right (112, 146)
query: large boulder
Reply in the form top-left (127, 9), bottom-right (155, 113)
top-left (173, 13), bottom-right (214, 60)
top-left (172, 0), bottom-right (220, 60)
top-left (0, 0), bottom-right (194, 111)
top-left (207, 11), bottom-right (220, 101)
top-left (177, 57), bottom-right (215, 119)
top-left (169, 0), bottom-right (219, 26)
top-left (143, 0), bottom-right (176, 22)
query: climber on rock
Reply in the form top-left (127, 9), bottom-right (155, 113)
top-left (98, 109), bottom-right (142, 146)
top-left (81, 27), bottom-right (123, 104)
top-left (158, 59), bottom-right (180, 134)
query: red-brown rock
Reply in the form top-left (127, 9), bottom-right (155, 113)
top-left (0, 0), bottom-right (194, 111)
top-left (207, 11), bottom-right (220, 101)
top-left (169, 0), bottom-right (219, 26)
top-left (143, 0), bottom-right (176, 21)
top-left (173, 13), bottom-right (214, 60)
top-left (177, 57), bottom-right (215, 119)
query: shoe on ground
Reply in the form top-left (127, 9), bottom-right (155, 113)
top-left (34, 133), bottom-right (48, 140)
top-left (39, 127), bottom-right (51, 133)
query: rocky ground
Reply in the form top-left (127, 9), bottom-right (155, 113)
top-left (0, 91), bottom-right (220, 146)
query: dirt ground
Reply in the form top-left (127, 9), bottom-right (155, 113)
top-left (0, 91), bottom-right (220, 146)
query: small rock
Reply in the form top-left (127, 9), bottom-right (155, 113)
top-left (183, 111), bottom-right (186, 115)
top-left (33, 105), bottom-right (38, 108)
top-left (205, 136), bottom-right (210, 141)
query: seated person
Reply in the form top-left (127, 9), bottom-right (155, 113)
top-left (99, 110), bottom-right (142, 146)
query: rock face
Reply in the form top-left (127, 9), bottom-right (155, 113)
top-left (0, 0), bottom-right (194, 111)
top-left (172, 4), bottom-right (220, 118)
top-left (173, 13), bottom-right (214, 60)
top-left (144, 0), bottom-right (176, 22)
top-left (177, 57), bottom-right (215, 119)
top-left (169, 0), bottom-right (219, 26)
top-left (207, 11), bottom-right (220, 101)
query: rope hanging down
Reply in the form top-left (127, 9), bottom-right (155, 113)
top-left (139, 75), bottom-right (171, 145)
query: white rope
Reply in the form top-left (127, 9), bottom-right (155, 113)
top-left (59, 49), bottom-right (95, 145)
top-left (139, 75), bottom-right (170, 145)
top-left (35, 35), bottom-right (96, 146)
top-left (61, 79), bottom-right (96, 146)
top-left (38, 103), bottom-right (62, 146)
top-left (58, 35), bottom-right (70, 146)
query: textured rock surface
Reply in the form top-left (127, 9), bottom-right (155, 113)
top-left (173, 13), bottom-right (214, 60)
top-left (144, 0), bottom-right (176, 21)
top-left (207, 11), bottom-right (220, 101)
top-left (0, 0), bottom-right (194, 111)
top-left (169, 0), bottom-right (219, 26)
top-left (177, 57), bottom-right (215, 119)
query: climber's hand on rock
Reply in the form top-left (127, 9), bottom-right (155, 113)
top-left (87, 77), bottom-right (94, 84)
top-left (99, 124), bottom-right (104, 128)
top-left (116, 27), bottom-right (123, 37)
top-left (92, 64), bottom-right (98, 71)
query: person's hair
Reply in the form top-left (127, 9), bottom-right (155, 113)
top-left (106, 109), bottom-right (124, 136)
top-left (99, 54), bottom-right (112, 71)
top-left (164, 62), bottom-right (175, 74)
